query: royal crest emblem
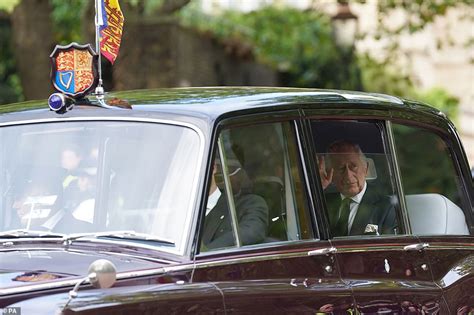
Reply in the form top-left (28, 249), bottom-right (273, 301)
top-left (50, 43), bottom-right (98, 98)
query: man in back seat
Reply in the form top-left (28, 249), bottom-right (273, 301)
top-left (318, 140), bottom-right (398, 237)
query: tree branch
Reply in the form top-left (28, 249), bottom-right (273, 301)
top-left (156, 0), bottom-right (192, 15)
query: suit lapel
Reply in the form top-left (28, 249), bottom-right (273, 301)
top-left (202, 196), bottom-right (227, 244)
top-left (350, 188), bottom-right (379, 235)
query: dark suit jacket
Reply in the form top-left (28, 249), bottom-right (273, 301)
top-left (325, 184), bottom-right (398, 236)
top-left (202, 192), bottom-right (268, 250)
top-left (53, 211), bottom-right (96, 234)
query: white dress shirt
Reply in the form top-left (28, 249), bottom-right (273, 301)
top-left (206, 188), bottom-right (221, 216)
top-left (339, 181), bottom-right (367, 234)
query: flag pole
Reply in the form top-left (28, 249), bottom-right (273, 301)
top-left (94, 0), bottom-right (104, 98)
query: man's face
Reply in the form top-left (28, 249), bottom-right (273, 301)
top-left (61, 149), bottom-right (81, 171)
top-left (213, 159), bottom-right (242, 192)
top-left (330, 151), bottom-right (368, 197)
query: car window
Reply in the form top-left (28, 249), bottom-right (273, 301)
top-left (311, 120), bottom-right (401, 237)
top-left (200, 121), bottom-right (313, 252)
top-left (0, 121), bottom-right (201, 253)
top-left (392, 124), bottom-right (471, 235)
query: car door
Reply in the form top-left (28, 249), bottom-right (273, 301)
top-left (391, 121), bottom-right (474, 314)
top-left (192, 115), bottom-right (355, 313)
top-left (305, 113), bottom-right (448, 313)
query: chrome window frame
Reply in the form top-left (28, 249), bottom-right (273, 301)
top-left (388, 119), bottom-right (474, 235)
top-left (385, 120), bottom-right (412, 233)
top-left (196, 111), bottom-right (319, 257)
top-left (304, 114), bottom-right (411, 238)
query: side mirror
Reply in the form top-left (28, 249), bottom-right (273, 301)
top-left (63, 259), bottom-right (117, 310)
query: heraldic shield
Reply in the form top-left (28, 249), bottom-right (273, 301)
top-left (50, 43), bottom-right (99, 98)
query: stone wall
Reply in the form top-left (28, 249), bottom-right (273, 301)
top-left (112, 22), bottom-right (277, 90)
top-left (174, 26), bottom-right (277, 87)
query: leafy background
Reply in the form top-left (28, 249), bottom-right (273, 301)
top-left (0, 0), bottom-right (471, 124)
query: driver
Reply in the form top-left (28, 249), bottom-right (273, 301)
top-left (201, 156), bottom-right (268, 250)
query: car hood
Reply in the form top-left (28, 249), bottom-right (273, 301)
top-left (0, 246), bottom-right (166, 291)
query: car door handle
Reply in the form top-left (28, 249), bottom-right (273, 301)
top-left (403, 243), bottom-right (430, 251)
top-left (308, 247), bottom-right (337, 256)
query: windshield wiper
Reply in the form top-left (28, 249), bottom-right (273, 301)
top-left (0, 229), bottom-right (66, 239)
top-left (99, 231), bottom-right (175, 245)
top-left (63, 231), bottom-right (175, 246)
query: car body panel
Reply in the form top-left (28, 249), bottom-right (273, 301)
top-left (193, 240), bottom-right (354, 312)
top-left (0, 240), bottom-right (194, 307)
top-left (417, 236), bottom-right (474, 313)
top-left (9, 283), bottom-right (225, 315)
top-left (330, 237), bottom-right (448, 313)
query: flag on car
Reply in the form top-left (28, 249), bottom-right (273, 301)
top-left (97, 0), bottom-right (124, 64)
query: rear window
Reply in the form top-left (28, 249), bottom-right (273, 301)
top-left (392, 123), bottom-right (471, 235)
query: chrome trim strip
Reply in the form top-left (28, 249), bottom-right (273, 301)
top-left (423, 244), bottom-right (474, 250)
top-left (0, 117), bottom-right (198, 131)
top-left (195, 251), bottom-right (311, 269)
top-left (403, 243), bottom-right (430, 251)
top-left (334, 243), bottom-right (474, 253)
top-left (294, 120), bottom-right (319, 236)
top-left (66, 247), bottom-right (174, 264)
top-left (307, 246), bottom-right (337, 256)
top-left (0, 238), bottom-right (178, 259)
top-left (385, 120), bottom-right (411, 233)
top-left (0, 263), bottom-right (195, 296)
top-left (161, 263), bottom-right (195, 273)
top-left (0, 238), bottom-right (64, 246)
top-left (217, 136), bottom-right (241, 247)
top-left (0, 244), bottom-right (175, 265)
top-left (118, 263), bottom-right (195, 278)
top-left (0, 279), bottom-right (89, 296)
top-left (0, 247), bottom-right (64, 253)
top-left (340, 92), bottom-right (404, 105)
top-left (0, 117), bottom-right (205, 258)
top-left (195, 242), bottom-right (474, 269)
top-left (197, 238), bottom-right (319, 257)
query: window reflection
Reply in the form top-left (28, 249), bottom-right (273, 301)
top-left (0, 121), bottom-right (200, 252)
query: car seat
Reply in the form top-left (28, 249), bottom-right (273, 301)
top-left (405, 193), bottom-right (469, 235)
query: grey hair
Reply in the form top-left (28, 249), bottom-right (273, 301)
top-left (325, 140), bottom-right (367, 167)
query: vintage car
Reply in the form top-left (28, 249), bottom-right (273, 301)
top-left (0, 87), bottom-right (473, 314)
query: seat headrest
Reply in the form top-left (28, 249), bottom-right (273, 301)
top-left (365, 158), bottom-right (377, 180)
top-left (405, 193), bottom-right (469, 235)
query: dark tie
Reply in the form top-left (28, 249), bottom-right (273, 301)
top-left (334, 198), bottom-right (351, 236)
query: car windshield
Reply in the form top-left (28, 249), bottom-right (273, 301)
top-left (0, 120), bottom-right (201, 253)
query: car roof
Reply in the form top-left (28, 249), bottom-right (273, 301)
top-left (0, 87), bottom-right (443, 123)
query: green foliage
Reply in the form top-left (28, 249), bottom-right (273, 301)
top-left (375, 0), bottom-right (473, 35)
top-left (415, 87), bottom-right (459, 120)
top-left (358, 53), bottom-right (415, 97)
top-left (358, 53), bottom-right (459, 121)
top-left (0, 0), bottom-right (19, 12)
top-left (364, 0), bottom-right (473, 81)
top-left (355, 0), bottom-right (466, 123)
top-left (180, 5), bottom-right (362, 89)
top-left (50, 0), bottom-right (87, 43)
top-left (0, 10), bottom-right (23, 104)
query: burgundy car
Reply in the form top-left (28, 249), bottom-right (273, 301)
top-left (0, 87), bottom-right (473, 314)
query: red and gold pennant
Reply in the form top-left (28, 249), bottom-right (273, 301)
top-left (99, 0), bottom-right (124, 64)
